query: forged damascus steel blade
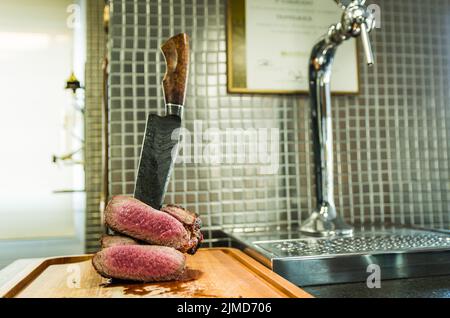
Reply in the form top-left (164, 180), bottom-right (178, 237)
top-left (134, 114), bottom-right (181, 209)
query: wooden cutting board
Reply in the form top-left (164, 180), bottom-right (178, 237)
top-left (0, 248), bottom-right (311, 298)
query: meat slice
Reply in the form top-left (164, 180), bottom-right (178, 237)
top-left (161, 205), bottom-right (203, 254)
top-left (100, 234), bottom-right (139, 248)
top-left (160, 204), bottom-right (198, 226)
top-left (92, 245), bottom-right (186, 282)
top-left (104, 196), bottom-right (202, 254)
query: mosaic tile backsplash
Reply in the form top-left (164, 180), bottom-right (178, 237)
top-left (106, 0), bottom-right (450, 245)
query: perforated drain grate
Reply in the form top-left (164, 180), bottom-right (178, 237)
top-left (254, 233), bottom-right (450, 258)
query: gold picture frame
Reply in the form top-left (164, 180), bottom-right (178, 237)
top-left (226, 0), bottom-right (360, 95)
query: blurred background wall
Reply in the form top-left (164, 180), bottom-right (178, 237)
top-left (0, 0), bottom-right (86, 267)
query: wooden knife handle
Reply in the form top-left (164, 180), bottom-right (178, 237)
top-left (161, 33), bottom-right (189, 106)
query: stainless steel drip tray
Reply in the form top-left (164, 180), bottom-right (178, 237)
top-left (227, 225), bottom-right (450, 286)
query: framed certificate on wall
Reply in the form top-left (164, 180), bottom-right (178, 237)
top-left (227, 0), bottom-right (360, 94)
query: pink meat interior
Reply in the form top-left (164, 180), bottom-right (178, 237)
top-left (104, 245), bottom-right (184, 278)
top-left (115, 199), bottom-right (186, 242)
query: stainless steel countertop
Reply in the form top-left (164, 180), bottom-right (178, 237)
top-left (223, 225), bottom-right (450, 295)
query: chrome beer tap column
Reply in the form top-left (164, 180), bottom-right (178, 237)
top-left (300, 0), bottom-right (375, 236)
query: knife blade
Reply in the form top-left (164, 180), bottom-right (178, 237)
top-left (134, 33), bottom-right (189, 209)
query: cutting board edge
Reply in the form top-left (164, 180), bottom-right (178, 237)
top-left (0, 255), bottom-right (92, 298)
top-left (217, 248), bottom-right (313, 298)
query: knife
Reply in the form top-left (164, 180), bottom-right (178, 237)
top-left (134, 33), bottom-right (189, 209)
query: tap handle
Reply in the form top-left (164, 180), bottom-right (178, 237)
top-left (334, 0), bottom-right (365, 9)
top-left (360, 22), bottom-right (374, 66)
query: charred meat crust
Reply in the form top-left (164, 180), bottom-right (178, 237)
top-left (161, 204), bottom-right (203, 254)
